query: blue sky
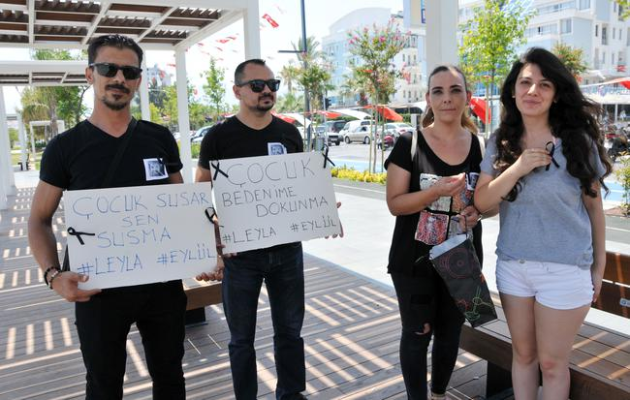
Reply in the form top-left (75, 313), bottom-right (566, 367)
top-left (2, 0), bottom-right (403, 115)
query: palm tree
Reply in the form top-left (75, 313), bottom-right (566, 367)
top-left (291, 36), bottom-right (322, 64)
top-left (276, 92), bottom-right (304, 113)
top-left (280, 61), bottom-right (301, 93)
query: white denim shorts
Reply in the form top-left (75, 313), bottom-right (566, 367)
top-left (496, 259), bottom-right (593, 310)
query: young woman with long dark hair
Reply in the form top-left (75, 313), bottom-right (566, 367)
top-left (474, 47), bottom-right (611, 399)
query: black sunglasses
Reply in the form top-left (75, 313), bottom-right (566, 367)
top-left (90, 63), bottom-right (142, 80)
top-left (236, 79), bottom-right (281, 93)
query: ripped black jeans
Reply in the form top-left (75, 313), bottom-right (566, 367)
top-left (391, 271), bottom-right (465, 400)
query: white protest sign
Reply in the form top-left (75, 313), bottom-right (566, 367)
top-left (211, 152), bottom-right (341, 253)
top-left (63, 182), bottom-right (216, 290)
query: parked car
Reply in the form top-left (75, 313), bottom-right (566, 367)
top-left (191, 125), bottom-right (213, 143)
top-left (324, 120), bottom-right (346, 146)
top-left (341, 120), bottom-right (375, 144)
top-left (382, 122), bottom-right (413, 141)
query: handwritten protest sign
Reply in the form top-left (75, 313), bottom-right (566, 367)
top-left (210, 152), bottom-right (342, 253)
top-left (63, 182), bottom-right (216, 290)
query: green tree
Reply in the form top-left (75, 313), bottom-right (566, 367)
top-left (276, 92), bottom-right (304, 113)
top-left (8, 127), bottom-right (19, 148)
top-left (615, 1), bottom-right (629, 19)
top-left (292, 36), bottom-right (322, 64)
top-left (297, 62), bottom-right (332, 114)
top-left (148, 78), bottom-right (167, 112)
top-left (280, 61), bottom-right (300, 93)
top-left (149, 103), bottom-right (165, 125)
top-left (22, 50), bottom-right (89, 134)
top-left (459, 0), bottom-right (533, 134)
top-left (163, 83), bottom-right (211, 130)
top-left (348, 20), bottom-right (409, 172)
top-left (552, 42), bottom-right (588, 79)
top-left (203, 58), bottom-right (226, 122)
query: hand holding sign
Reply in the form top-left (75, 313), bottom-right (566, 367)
top-left (52, 272), bottom-right (101, 302)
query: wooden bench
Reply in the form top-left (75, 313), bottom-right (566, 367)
top-left (459, 251), bottom-right (630, 399)
top-left (182, 279), bottom-right (222, 326)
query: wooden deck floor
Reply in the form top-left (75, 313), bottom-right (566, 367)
top-left (0, 187), bottom-right (499, 400)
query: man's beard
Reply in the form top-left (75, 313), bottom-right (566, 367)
top-left (256, 102), bottom-right (274, 112)
top-left (102, 84), bottom-right (131, 111)
top-left (256, 94), bottom-right (275, 112)
top-left (102, 96), bottom-right (128, 111)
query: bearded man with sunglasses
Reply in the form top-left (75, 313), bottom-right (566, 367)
top-left (196, 59), bottom-right (307, 400)
top-left (28, 35), bottom-right (186, 399)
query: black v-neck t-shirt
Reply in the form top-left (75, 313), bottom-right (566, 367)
top-left (197, 116), bottom-right (303, 168)
top-left (40, 120), bottom-right (182, 190)
top-left (385, 130), bottom-right (483, 276)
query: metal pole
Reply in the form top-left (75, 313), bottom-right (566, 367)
top-left (300, 0), bottom-right (311, 150)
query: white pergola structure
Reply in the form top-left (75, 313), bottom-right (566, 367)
top-left (0, 0), bottom-right (262, 209)
top-left (0, 60), bottom-right (84, 210)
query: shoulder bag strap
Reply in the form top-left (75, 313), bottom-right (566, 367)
top-left (101, 118), bottom-right (138, 188)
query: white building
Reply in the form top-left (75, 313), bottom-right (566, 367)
top-left (457, 0), bottom-right (630, 84)
top-left (321, 8), bottom-right (426, 107)
top-left (146, 64), bottom-right (172, 87)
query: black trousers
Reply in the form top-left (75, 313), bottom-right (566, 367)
top-left (75, 280), bottom-right (187, 400)
top-left (392, 272), bottom-right (465, 400)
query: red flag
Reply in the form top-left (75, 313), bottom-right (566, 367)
top-left (217, 38), bottom-right (230, 44)
top-left (262, 13), bottom-right (279, 28)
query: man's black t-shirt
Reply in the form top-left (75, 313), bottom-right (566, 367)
top-left (198, 115), bottom-right (303, 168)
top-left (385, 130), bottom-right (483, 276)
top-left (40, 120), bottom-right (182, 190)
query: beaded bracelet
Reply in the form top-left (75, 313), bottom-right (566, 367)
top-left (43, 266), bottom-right (60, 287)
top-left (48, 270), bottom-right (63, 290)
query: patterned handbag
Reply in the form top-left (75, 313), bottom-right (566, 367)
top-left (429, 232), bottom-right (497, 328)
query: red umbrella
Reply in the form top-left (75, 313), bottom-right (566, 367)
top-left (620, 79), bottom-right (630, 90)
top-left (271, 112), bottom-right (296, 123)
top-left (365, 105), bottom-right (403, 122)
top-left (470, 97), bottom-right (491, 124)
top-left (317, 110), bottom-right (342, 119)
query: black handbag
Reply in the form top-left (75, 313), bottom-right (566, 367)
top-left (62, 118), bottom-right (138, 271)
top-left (429, 231), bottom-right (497, 328)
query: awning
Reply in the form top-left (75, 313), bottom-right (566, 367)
top-left (470, 97), bottom-right (491, 124)
top-left (332, 108), bottom-right (372, 120)
top-left (271, 112), bottom-right (296, 124)
top-left (317, 110), bottom-right (342, 119)
top-left (365, 105), bottom-right (403, 122)
top-left (282, 113), bottom-right (312, 127)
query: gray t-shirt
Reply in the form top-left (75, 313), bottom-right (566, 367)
top-left (480, 134), bottom-right (605, 269)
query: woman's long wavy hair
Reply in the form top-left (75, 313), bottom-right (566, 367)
top-left (496, 47), bottom-right (611, 201)
top-left (422, 65), bottom-right (478, 134)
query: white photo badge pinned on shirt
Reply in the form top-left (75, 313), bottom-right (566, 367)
top-left (267, 142), bottom-right (287, 155)
top-left (144, 158), bottom-right (169, 181)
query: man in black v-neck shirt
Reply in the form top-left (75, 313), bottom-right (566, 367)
top-left (196, 59), bottom-right (307, 400)
top-left (28, 35), bottom-right (186, 400)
